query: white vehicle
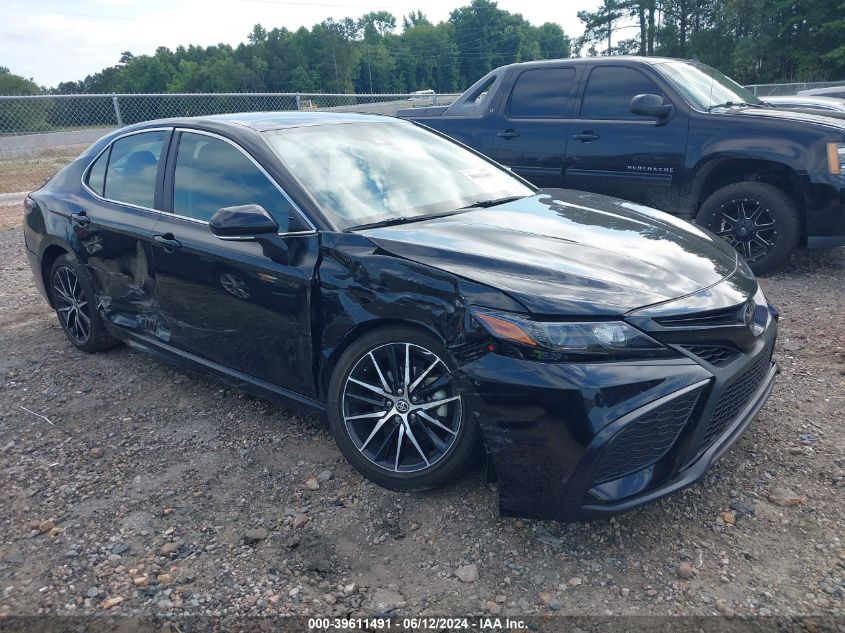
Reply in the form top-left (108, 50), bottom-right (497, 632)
top-left (764, 95), bottom-right (845, 113)
top-left (408, 89), bottom-right (435, 102)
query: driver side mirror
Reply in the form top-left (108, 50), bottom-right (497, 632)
top-left (210, 204), bottom-right (279, 240)
top-left (630, 93), bottom-right (675, 121)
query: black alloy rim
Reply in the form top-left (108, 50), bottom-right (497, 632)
top-left (711, 197), bottom-right (778, 262)
top-left (52, 266), bottom-right (92, 344)
top-left (341, 342), bottom-right (462, 473)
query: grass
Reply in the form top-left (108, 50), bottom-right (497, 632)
top-left (0, 145), bottom-right (84, 195)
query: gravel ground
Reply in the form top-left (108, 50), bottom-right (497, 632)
top-left (0, 225), bottom-right (843, 621)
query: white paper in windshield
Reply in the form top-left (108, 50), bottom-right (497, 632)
top-left (459, 167), bottom-right (510, 192)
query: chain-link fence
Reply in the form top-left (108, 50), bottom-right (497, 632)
top-left (745, 80), bottom-right (845, 97)
top-left (0, 92), bottom-right (459, 138)
top-left (0, 91), bottom-right (460, 195)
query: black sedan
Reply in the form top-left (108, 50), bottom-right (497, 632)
top-left (23, 113), bottom-right (778, 521)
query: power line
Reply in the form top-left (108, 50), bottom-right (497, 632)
top-left (0, 3), bottom-right (174, 23)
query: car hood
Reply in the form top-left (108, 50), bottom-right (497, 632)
top-left (730, 105), bottom-right (845, 130)
top-left (359, 190), bottom-right (741, 316)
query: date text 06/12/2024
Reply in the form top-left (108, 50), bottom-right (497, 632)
top-left (307, 617), bottom-right (528, 630)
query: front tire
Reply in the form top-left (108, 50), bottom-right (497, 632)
top-left (49, 253), bottom-right (118, 353)
top-left (696, 182), bottom-right (800, 275)
top-left (327, 326), bottom-right (479, 491)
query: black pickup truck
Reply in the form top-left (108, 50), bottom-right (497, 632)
top-left (398, 57), bottom-right (845, 273)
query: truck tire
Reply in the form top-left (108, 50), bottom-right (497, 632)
top-left (696, 182), bottom-right (800, 275)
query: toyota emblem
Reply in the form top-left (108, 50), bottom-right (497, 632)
top-left (744, 301), bottom-right (756, 329)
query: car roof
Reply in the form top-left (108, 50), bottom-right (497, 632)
top-left (502, 55), bottom-right (681, 70)
top-left (127, 111), bottom-right (398, 134)
top-left (766, 95), bottom-right (845, 104)
top-left (798, 86), bottom-right (845, 97)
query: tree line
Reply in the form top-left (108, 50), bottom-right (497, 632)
top-left (1, 0), bottom-right (843, 100)
top-left (577, 0), bottom-right (844, 83)
top-left (47, 1), bottom-right (570, 96)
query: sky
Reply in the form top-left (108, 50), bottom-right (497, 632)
top-left (0, 0), bottom-right (602, 88)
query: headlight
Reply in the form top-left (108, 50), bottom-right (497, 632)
top-left (751, 284), bottom-right (772, 334)
top-left (736, 252), bottom-right (754, 278)
top-left (828, 142), bottom-right (845, 175)
top-left (470, 308), bottom-right (673, 361)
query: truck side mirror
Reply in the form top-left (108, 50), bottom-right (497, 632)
top-left (630, 94), bottom-right (675, 121)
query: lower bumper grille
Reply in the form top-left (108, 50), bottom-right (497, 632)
top-left (594, 387), bottom-right (704, 484)
top-left (700, 340), bottom-right (774, 451)
top-left (681, 344), bottom-right (740, 367)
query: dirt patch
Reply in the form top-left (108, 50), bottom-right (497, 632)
top-left (0, 204), bottom-right (23, 230)
top-left (0, 227), bottom-right (843, 619)
top-left (0, 145), bottom-right (84, 194)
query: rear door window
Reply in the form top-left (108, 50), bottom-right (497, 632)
top-left (104, 131), bottom-right (167, 208)
top-left (508, 68), bottom-right (575, 118)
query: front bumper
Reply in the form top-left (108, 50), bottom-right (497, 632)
top-left (578, 361), bottom-right (776, 518)
top-left (804, 178), bottom-right (845, 248)
top-left (455, 307), bottom-right (778, 521)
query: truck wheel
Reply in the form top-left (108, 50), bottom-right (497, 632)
top-left (696, 182), bottom-right (800, 275)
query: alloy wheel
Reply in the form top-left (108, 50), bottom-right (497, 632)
top-left (341, 342), bottom-right (462, 473)
top-left (711, 197), bottom-right (778, 262)
top-left (52, 266), bottom-right (92, 344)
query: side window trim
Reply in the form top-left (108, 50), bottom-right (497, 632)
top-left (81, 127), bottom-right (173, 214)
top-left (166, 127), bottom-right (317, 235)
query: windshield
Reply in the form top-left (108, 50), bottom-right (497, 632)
top-left (262, 121), bottom-right (533, 230)
top-left (654, 60), bottom-right (763, 110)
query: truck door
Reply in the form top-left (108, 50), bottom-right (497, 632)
top-left (564, 64), bottom-right (688, 213)
top-left (490, 66), bottom-right (577, 188)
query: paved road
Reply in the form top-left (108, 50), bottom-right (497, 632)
top-left (0, 128), bottom-right (114, 156)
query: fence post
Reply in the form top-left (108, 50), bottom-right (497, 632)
top-left (295, 93), bottom-right (301, 111)
top-left (112, 95), bottom-right (123, 126)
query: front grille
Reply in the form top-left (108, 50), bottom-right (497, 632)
top-left (451, 341), bottom-right (489, 363)
top-left (655, 304), bottom-right (746, 328)
top-left (699, 341), bottom-right (774, 451)
top-left (682, 344), bottom-right (740, 367)
top-left (594, 388), bottom-right (703, 484)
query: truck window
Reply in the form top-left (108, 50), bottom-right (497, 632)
top-left (468, 75), bottom-right (497, 105)
top-left (508, 68), bottom-right (575, 118)
top-left (580, 66), bottom-right (666, 119)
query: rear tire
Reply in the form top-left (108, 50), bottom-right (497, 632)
top-left (696, 182), bottom-right (800, 275)
top-left (327, 326), bottom-right (479, 491)
top-left (49, 253), bottom-right (119, 353)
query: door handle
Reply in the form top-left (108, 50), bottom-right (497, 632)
top-left (497, 129), bottom-right (520, 139)
top-left (153, 233), bottom-right (182, 252)
top-left (70, 212), bottom-right (90, 227)
top-left (572, 131), bottom-right (600, 142)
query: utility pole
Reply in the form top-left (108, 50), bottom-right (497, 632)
top-left (366, 41), bottom-right (373, 93)
top-left (331, 39), bottom-right (340, 92)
